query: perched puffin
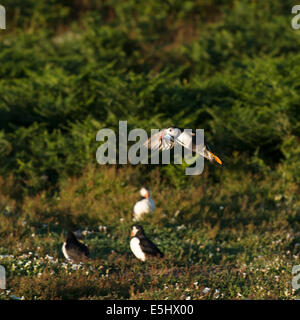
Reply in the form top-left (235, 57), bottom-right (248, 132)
top-left (62, 231), bottom-right (90, 263)
top-left (133, 187), bottom-right (155, 221)
top-left (130, 225), bottom-right (163, 262)
top-left (144, 126), bottom-right (222, 165)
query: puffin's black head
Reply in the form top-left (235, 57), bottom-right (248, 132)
top-left (66, 230), bottom-right (79, 243)
top-left (131, 225), bottom-right (145, 238)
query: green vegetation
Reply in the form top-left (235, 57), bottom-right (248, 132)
top-left (0, 0), bottom-right (299, 300)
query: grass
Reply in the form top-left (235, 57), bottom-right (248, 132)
top-left (0, 164), bottom-right (299, 300)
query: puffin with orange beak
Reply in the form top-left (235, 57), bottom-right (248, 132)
top-left (145, 126), bottom-right (222, 165)
top-left (130, 225), bottom-right (164, 262)
top-left (133, 187), bottom-right (155, 221)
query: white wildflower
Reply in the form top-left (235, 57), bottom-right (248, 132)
top-left (202, 287), bottom-right (211, 294)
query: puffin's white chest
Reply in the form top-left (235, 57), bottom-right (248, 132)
top-left (133, 198), bottom-right (155, 221)
top-left (130, 237), bottom-right (146, 261)
top-left (62, 242), bottom-right (71, 260)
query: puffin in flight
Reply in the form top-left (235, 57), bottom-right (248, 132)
top-left (130, 225), bottom-right (164, 262)
top-left (144, 126), bottom-right (222, 165)
top-left (62, 231), bottom-right (90, 263)
top-left (133, 187), bottom-right (155, 221)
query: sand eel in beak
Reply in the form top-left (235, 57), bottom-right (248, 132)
top-left (145, 126), bottom-right (222, 165)
top-left (133, 187), bottom-right (155, 221)
top-left (62, 231), bottom-right (90, 263)
top-left (130, 225), bottom-right (164, 262)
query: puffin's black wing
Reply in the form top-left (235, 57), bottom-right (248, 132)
top-left (66, 242), bottom-right (90, 261)
top-left (139, 237), bottom-right (164, 258)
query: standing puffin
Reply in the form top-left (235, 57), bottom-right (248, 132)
top-left (62, 231), bottom-right (90, 263)
top-left (133, 187), bottom-right (155, 221)
top-left (130, 225), bottom-right (163, 262)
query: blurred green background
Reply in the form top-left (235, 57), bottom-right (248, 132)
top-left (0, 0), bottom-right (299, 193)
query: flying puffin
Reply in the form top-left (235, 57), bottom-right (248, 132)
top-left (133, 187), bottom-right (155, 221)
top-left (144, 126), bottom-right (222, 165)
top-left (130, 225), bottom-right (164, 262)
top-left (62, 231), bottom-right (90, 263)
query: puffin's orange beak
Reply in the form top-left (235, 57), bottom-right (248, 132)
top-left (131, 230), bottom-right (135, 237)
top-left (208, 151), bottom-right (222, 165)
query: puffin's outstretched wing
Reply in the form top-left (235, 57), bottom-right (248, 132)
top-left (143, 130), bottom-right (163, 150)
top-left (144, 130), bottom-right (174, 151)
